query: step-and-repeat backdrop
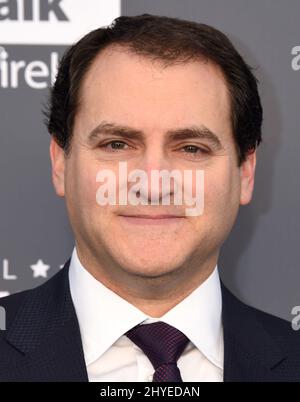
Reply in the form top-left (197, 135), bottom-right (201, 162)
top-left (0, 0), bottom-right (299, 321)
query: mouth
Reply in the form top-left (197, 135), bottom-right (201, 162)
top-left (118, 214), bottom-right (186, 225)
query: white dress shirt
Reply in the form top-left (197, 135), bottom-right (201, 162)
top-left (69, 247), bottom-right (224, 382)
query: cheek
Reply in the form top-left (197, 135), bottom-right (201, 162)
top-left (83, 169), bottom-right (100, 207)
top-left (65, 154), bottom-right (102, 217)
top-left (78, 160), bottom-right (122, 228)
top-left (202, 162), bottom-right (241, 218)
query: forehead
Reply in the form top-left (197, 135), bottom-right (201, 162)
top-left (76, 46), bottom-right (232, 140)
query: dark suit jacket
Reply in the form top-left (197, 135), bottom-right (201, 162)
top-left (0, 260), bottom-right (299, 382)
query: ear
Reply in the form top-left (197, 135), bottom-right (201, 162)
top-left (239, 150), bottom-right (257, 205)
top-left (49, 137), bottom-right (65, 197)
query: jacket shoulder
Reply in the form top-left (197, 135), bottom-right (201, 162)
top-left (0, 288), bottom-right (31, 330)
top-left (246, 302), bottom-right (299, 350)
top-left (222, 284), bottom-right (300, 355)
top-left (0, 267), bottom-right (69, 333)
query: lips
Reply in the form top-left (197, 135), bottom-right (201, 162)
top-left (119, 214), bottom-right (184, 219)
top-left (118, 214), bottom-right (185, 225)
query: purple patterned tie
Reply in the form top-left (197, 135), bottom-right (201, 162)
top-left (125, 321), bottom-right (189, 382)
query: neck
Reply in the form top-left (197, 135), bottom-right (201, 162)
top-left (75, 246), bottom-right (218, 317)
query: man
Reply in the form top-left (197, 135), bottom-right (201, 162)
top-left (0, 14), bottom-right (299, 382)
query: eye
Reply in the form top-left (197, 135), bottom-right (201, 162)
top-left (181, 145), bottom-right (209, 154)
top-left (100, 140), bottom-right (129, 151)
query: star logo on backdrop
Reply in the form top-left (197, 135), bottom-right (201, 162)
top-left (30, 259), bottom-right (50, 278)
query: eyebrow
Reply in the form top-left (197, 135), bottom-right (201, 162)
top-left (87, 121), bottom-right (223, 150)
top-left (88, 122), bottom-right (143, 143)
top-left (167, 127), bottom-right (223, 149)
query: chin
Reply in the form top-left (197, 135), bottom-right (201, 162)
top-left (115, 249), bottom-right (187, 278)
top-left (123, 263), bottom-right (181, 279)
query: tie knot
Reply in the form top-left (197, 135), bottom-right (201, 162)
top-left (125, 322), bottom-right (189, 370)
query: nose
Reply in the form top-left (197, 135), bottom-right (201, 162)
top-left (133, 145), bottom-right (174, 205)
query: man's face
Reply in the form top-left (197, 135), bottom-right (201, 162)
top-left (51, 46), bottom-right (256, 279)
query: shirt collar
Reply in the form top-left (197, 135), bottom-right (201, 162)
top-left (69, 247), bottom-right (223, 368)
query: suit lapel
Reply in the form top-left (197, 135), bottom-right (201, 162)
top-left (221, 284), bottom-right (286, 382)
top-left (5, 260), bottom-right (88, 382)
